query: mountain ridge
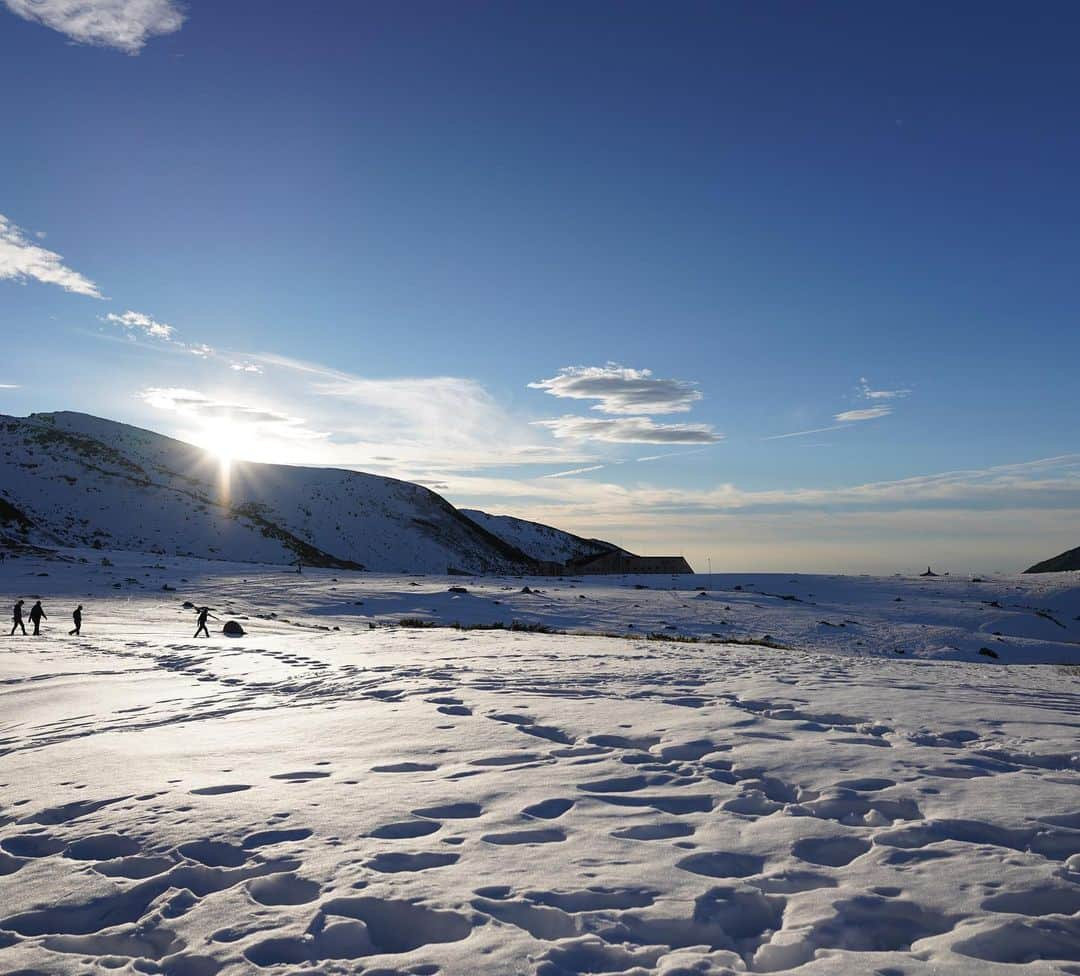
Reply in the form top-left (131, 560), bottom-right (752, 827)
top-left (0, 411), bottom-right (608, 574)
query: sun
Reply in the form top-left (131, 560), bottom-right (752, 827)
top-left (211, 440), bottom-right (235, 465)
top-left (200, 420), bottom-right (249, 466)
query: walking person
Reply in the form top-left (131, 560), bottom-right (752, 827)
top-left (193, 606), bottom-right (214, 638)
top-left (69, 605), bottom-right (83, 636)
top-left (10, 599), bottom-right (26, 636)
top-left (28, 600), bottom-right (46, 636)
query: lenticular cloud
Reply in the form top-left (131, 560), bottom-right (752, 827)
top-left (529, 364), bottom-right (703, 415)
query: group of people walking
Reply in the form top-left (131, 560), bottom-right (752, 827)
top-left (11, 601), bottom-right (214, 638)
top-left (10, 600), bottom-right (82, 636)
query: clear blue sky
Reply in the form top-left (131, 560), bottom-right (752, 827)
top-left (2, 1), bottom-right (1078, 572)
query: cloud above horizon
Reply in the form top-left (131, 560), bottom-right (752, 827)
top-left (2, 0), bottom-right (185, 53)
top-left (0, 214), bottom-right (102, 297)
top-left (534, 415), bottom-right (723, 444)
top-left (529, 364), bottom-right (703, 415)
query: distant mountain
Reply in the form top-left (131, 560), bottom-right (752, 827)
top-left (460, 509), bottom-right (622, 565)
top-left (0, 411), bottom-right (577, 574)
top-left (1024, 545), bottom-right (1080, 573)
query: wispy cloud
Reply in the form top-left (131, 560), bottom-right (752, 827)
top-left (225, 353), bottom-right (593, 473)
top-left (0, 214), bottom-right (102, 298)
top-left (230, 362), bottom-right (263, 374)
top-left (529, 364), bottom-right (703, 415)
top-left (138, 387), bottom-right (326, 441)
top-left (767, 377), bottom-right (910, 439)
top-left (534, 415), bottom-right (723, 444)
top-left (835, 406), bottom-right (892, 423)
top-left (2, 0), bottom-right (185, 53)
top-left (104, 309), bottom-right (174, 339)
top-left (102, 310), bottom-right (219, 362)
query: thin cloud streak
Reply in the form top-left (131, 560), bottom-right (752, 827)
top-left (764, 424), bottom-right (848, 441)
top-left (542, 464), bottom-right (607, 479)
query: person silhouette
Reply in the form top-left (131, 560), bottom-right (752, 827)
top-left (10, 599), bottom-right (26, 636)
top-left (28, 600), bottom-right (46, 636)
top-left (194, 606), bottom-right (214, 638)
top-left (69, 605), bottom-right (83, 636)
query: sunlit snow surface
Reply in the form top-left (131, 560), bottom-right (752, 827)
top-left (1, 551), bottom-right (1079, 974)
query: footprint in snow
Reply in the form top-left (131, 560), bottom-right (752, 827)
top-left (792, 835), bottom-right (872, 867)
top-left (482, 828), bottom-right (566, 845)
top-left (372, 762), bottom-right (439, 773)
top-left (247, 873), bottom-right (321, 905)
top-left (676, 850), bottom-right (764, 878)
top-left (0, 834), bottom-right (66, 858)
top-left (93, 855), bottom-right (176, 879)
top-left (177, 840), bottom-right (247, 868)
top-left (469, 753), bottom-right (544, 767)
top-left (241, 828), bottom-right (313, 849)
top-left (189, 784), bottom-right (252, 795)
top-left (611, 822), bottom-right (694, 841)
top-left (412, 802), bottom-right (483, 819)
top-left (65, 834), bottom-right (141, 860)
top-left (369, 820), bottom-right (441, 840)
top-left (365, 851), bottom-right (460, 873)
top-left (521, 798), bottom-right (574, 819)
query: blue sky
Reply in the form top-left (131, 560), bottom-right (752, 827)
top-left (2, 1), bottom-right (1078, 572)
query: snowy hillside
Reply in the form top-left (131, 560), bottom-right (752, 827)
top-left (0, 551), bottom-right (1078, 975)
top-left (461, 509), bottom-right (620, 565)
top-left (0, 411), bottom-right (546, 574)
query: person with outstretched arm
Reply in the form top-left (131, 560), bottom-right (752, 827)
top-left (194, 606), bottom-right (215, 638)
top-left (10, 599), bottom-right (26, 636)
top-left (28, 600), bottom-right (46, 636)
top-left (69, 605), bottom-right (83, 636)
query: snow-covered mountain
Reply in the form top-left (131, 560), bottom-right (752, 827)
top-left (459, 509), bottom-right (620, 565)
top-left (0, 411), bottom-right (561, 574)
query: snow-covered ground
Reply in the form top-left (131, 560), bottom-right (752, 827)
top-left (1, 550), bottom-right (1079, 974)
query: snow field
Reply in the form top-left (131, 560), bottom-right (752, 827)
top-left (0, 551), bottom-right (1078, 974)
